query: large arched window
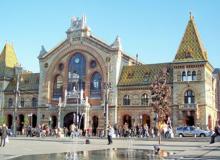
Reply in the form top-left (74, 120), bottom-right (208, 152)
top-left (184, 90), bottom-right (195, 104)
top-left (123, 95), bottom-right (130, 105)
top-left (141, 93), bottom-right (148, 105)
top-left (192, 71), bottom-right (196, 81)
top-left (32, 97), bottom-right (38, 107)
top-left (68, 53), bottom-right (86, 91)
top-left (90, 72), bottom-right (102, 98)
top-left (182, 71), bottom-right (186, 81)
top-left (8, 98), bottom-right (13, 107)
top-left (53, 75), bottom-right (63, 98)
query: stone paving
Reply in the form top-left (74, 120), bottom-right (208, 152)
top-left (0, 137), bottom-right (219, 160)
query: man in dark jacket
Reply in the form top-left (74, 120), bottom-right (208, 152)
top-left (0, 124), bottom-right (8, 147)
top-left (210, 120), bottom-right (220, 144)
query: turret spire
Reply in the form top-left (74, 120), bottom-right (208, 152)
top-left (174, 14), bottom-right (208, 62)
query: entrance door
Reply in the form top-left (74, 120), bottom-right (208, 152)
top-left (32, 114), bottom-right (37, 128)
top-left (184, 111), bottom-right (195, 126)
top-left (142, 114), bottom-right (151, 128)
top-left (64, 112), bottom-right (75, 129)
top-left (51, 116), bottom-right (57, 129)
top-left (7, 114), bottom-right (13, 129)
top-left (64, 112), bottom-right (84, 131)
top-left (92, 116), bottom-right (99, 136)
top-left (18, 114), bottom-right (24, 132)
top-left (123, 115), bottom-right (132, 128)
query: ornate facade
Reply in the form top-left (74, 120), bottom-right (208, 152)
top-left (0, 15), bottom-right (219, 134)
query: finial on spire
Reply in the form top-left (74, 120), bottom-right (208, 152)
top-left (136, 53), bottom-right (138, 65)
top-left (189, 11), bottom-right (194, 20)
top-left (111, 35), bottom-right (122, 50)
top-left (38, 45), bottom-right (47, 58)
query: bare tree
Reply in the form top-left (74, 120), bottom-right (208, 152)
top-left (149, 67), bottom-right (171, 144)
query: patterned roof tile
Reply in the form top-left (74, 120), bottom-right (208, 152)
top-left (118, 63), bottom-right (173, 86)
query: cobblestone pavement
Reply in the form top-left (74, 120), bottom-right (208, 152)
top-left (0, 137), bottom-right (219, 160)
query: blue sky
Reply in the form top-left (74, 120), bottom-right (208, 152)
top-left (0, 1), bottom-right (219, 73)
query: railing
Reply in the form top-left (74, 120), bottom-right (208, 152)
top-left (179, 103), bottom-right (197, 109)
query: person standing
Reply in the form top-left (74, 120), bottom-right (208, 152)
top-left (210, 120), bottom-right (220, 144)
top-left (26, 125), bottom-right (32, 137)
top-left (107, 124), bottom-right (114, 145)
top-left (0, 124), bottom-right (8, 147)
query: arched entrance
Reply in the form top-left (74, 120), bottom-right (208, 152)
top-left (32, 114), bottom-right (37, 128)
top-left (183, 111), bottom-right (195, 126)
top-left (64, 112), bottom-right (75, 129)
top-left (92, 116), bottom-right (99, 136)
top-left (208, 115), bottom-right (212, 130)
top-left (51, 116), bottom-right (57, 129)
top-left (7, 114), bottom-right (13, 129)
top-left (142, 114), bottom-right (151, 128)
top-left (123, 114), bottom-right (132, 128)
top-left (18, 114), bottom-right (24, 132)
top-left (64, 112), bottom-right (85, 130)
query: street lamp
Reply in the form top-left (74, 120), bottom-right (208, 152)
top-left (57, 90), bottom-right (67, 128)
top-left (13, 65), bottom-right (22, 136)
top-left (104, 57), bottom-right (111, 137)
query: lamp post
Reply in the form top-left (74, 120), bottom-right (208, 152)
top-left (13, 65), bottom-right (22, 136)
top-left (104, 57), bottom-right (111, 137)
top-left (57, 90), bottom-right (67, 129)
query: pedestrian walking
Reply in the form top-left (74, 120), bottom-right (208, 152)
top-left (0, 124), bottom-right (8, 147)
top-left (210, 120), bottom-right (220, 144)
top-left (107, 124), bottom-right (114, 145)
top-left (26, 125), bottom-right (32, 137)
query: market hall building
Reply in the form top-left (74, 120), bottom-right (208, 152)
top-left (0, 15), bottom-right (219, 135)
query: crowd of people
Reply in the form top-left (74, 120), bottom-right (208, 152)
top-left (0, 119), bottom-right (220, 147)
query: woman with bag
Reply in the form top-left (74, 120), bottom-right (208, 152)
top-left (0, 124), bottom-right (8, 147)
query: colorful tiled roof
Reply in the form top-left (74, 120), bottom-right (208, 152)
top-left (174, 15), bottom-right (208, 63)
top-left (0, 43), bottom-right (19, 68)
top-left (118, 63), bottom-right (173, 87)
top-left (5, 72), bottom-right (39, 92)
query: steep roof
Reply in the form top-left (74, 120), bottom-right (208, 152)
top-left (5, 72), bottom-right (39, 93)
top-left (118, 63), bottom-right (173, 87)
top-left (0, 43), bottom-right (19, 68)
top-left (174, 15), bottom-right (208, 63)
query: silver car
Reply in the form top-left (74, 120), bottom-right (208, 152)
top-left (176, 126), bottom-right (211, 137)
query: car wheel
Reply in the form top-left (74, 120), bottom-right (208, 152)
top-left (179, 134), bottom-right (183, 137)
top-left (200, 133), bottom-right (206, 137)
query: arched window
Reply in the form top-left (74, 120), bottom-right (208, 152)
top-left (8, 98), bottom-right (13, 107)
top-left (141, 93), bottom-right (148, 105)
top-left (192, 71), bottom-right (196, 81)
top-left (182, 71), bottom-right (186, 81)
top-left (187, 71), bottom-right (192, 81)
top-left (184, 90), bottom-right (195, 104)
top-left (123, 95), bottom-right (130, 105)
top-left (20, 98), bottom-right (24, 107)
top-left (68, 53), bottom-right (86, 92)
top-left (32, 97), bottom-right (38, 107)
top-left (53, 75), bottom-right (63, 98)
top-left (90, 72), bottom-right (102, 98)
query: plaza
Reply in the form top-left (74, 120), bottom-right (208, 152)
top-left (0, 136), bottom-right (219, 160)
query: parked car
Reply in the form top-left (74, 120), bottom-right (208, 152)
top-left (175, 126), bottom-right (211, 137)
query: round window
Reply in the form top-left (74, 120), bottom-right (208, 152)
top-left (90, 60), bottom-right (96, 68)
top-left (74, 57), bottom-right (80, 64)
top-left (58, 63), bottom-right (64, 71)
